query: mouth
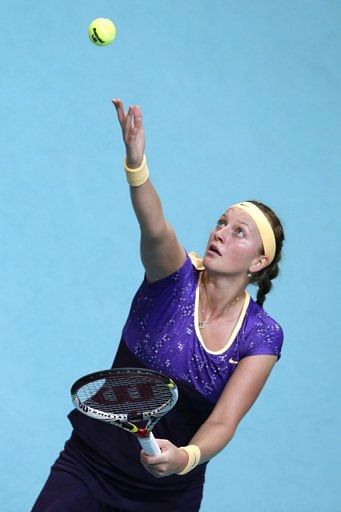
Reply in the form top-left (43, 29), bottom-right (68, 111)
top-left (207, 244), bottom-right (222, 256)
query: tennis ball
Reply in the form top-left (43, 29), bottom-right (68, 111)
top-left (88, 18), bottom-right (117, 46)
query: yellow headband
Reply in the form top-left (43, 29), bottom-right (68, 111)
top-left (232, 202), bottom-right (276, 264)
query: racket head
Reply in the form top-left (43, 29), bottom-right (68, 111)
top-left (71, 367), bottom-right (178, 425)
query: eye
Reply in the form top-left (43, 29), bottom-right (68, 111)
top-left (216, 219), bottom-right (226, 229)
top-left (234, 227), bottom-right (246, 238)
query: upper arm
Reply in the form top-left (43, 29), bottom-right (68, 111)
top-left (208, 355), bottom-right (278, 433)
top-left (140, 221), bottom-right (186, 282)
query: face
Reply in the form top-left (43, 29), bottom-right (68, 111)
top-left (203, 207), bottom-right (268, 276)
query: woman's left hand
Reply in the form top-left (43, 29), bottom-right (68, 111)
top-left (140, 439), bottom-right (188, 478)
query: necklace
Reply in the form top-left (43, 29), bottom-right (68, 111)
top-left (198, 279), bottom-right (241, 329)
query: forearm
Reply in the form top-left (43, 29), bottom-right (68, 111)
top-left (129, 177), bottom-right (167, 239)
top-left (189, 419), bottom-right (236, 464)
top-left (184, 356), bottom-right (278, 469)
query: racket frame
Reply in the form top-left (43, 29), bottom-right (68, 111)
top-left (71, 367), bottom-right (178, 455)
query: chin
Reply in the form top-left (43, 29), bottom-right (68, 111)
top-left (202, 255), bottom-right (220, 272)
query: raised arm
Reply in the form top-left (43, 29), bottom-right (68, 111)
top-left (112, 99), bottom-right (186, 282)
top-left (140, 354), bottom-right (277, 477)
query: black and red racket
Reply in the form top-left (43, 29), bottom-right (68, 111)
top-left (71, 367), bottom-right (178, 455)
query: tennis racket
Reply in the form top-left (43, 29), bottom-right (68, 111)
top-left (71, 367), bottom-right (178, 456)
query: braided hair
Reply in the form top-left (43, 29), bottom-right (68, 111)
top-left (247, 200), bottom-right (285, 307)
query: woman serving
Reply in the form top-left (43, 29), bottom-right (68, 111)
top-left (32, 99), bottom-right (284, 512)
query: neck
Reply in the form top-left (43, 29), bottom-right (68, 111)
top-left (201, 271), bottom-right (247, 313)
top-left (199, 271), bottom-right (246, 329)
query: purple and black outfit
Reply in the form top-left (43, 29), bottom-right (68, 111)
top-left (32, 253), bottom-right (283, 511)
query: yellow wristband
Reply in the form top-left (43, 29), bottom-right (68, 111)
top-left (177, 445), bottom-right (201, 475)
top-left (124, 154), bottom-right (149, 187)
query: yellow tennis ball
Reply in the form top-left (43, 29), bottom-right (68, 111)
top-left (88, 18), bottom-right (117, 46)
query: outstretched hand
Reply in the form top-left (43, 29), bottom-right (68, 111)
top-left (140, 439), bottom-right (188, 478)
top-left (112, 98), bottom-right (145, 169)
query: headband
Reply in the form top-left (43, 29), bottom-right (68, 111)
top-left (232, 202), bottom-right (276, 264)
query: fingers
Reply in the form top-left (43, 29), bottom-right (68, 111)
top-left (112, 98), bottom-right (145, 165)
top-left (112, 98), bottom-right (133, 132)
top-left (130, 105), bottom-right (143, 128)
top-left (112, 99), bottom-right (143, 131)
top-left (154, 438), bottom-right (172, 450)
top-left (126, 106), bottom-right (143, 140)
top-left (140, 440), bottom-right (167, 473)
top-left (140, 455), bottom-right (167, 478)
top-left (112, 98), bottom-right (125, 126)
top-left (140, 451), bottom-right (166, 466)
top-left (140, 440), bottom-right (177, 478)
top-left (141, 438), bottom-right (171, 461)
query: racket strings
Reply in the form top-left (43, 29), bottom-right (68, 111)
top-left (76, 374), bottom-right (172, 415)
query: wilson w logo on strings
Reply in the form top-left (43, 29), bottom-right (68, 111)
top-left (94, 383), bottom-right (156, 405)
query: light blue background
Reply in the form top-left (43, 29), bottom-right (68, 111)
top-left (1, 1), bottom-right (340, 511)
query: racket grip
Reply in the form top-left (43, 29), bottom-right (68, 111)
top-left (138, 432), bottom-right (161, 456)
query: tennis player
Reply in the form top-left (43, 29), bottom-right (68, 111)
top-left (31, 99), bottom-right (284, 511)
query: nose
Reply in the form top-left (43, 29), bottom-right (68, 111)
top-left (214, 225), bottom-right (228, 244)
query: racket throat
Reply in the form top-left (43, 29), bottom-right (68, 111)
top-left (136, 427), bottom-right (151, 438)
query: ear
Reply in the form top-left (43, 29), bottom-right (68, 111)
top-left (248, 255), bottom-right (269, 274)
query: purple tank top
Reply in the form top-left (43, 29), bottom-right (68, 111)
top-left (122, 252), bottom-right (283, 403)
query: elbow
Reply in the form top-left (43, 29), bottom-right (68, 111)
top-left (220, 424), bottom-right (236, 448)
top-left (210, 419), bottom-right (237, 443)
top-left (139, 218), bottom-right (170, 241)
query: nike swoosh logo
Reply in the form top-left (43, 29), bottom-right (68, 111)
top-left (229, 358), bottom-right (239, 365)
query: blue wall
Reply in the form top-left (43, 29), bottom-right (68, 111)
top-left (1, 1), bottom-right (340, 510)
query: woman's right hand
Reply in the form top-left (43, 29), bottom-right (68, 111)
top-left (112, 98), bottom-right (145, 169)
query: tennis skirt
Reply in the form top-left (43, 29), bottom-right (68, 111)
top-left (31, 432), bottom-right (205, 512)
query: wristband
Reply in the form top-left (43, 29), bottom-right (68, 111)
top-left (177, 445), bottom-right (201, 475)
top-left (124, 154), bottom-right (149, 187)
